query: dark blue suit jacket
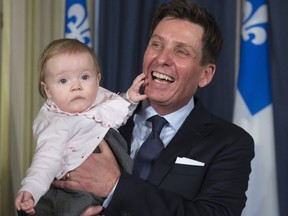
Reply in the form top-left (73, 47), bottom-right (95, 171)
top-left (105, 98), bottom-right (254, 216)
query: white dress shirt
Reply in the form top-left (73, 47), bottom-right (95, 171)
top-left (130, 97), bottom-right (195, 159)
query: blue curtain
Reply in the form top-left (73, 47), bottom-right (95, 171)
top-left (192, 1), bottom-right (237, 121)
top-left (98, 0), bottom-right (166, 93)
top-left (97, 1), bottom-right (288, 215)
top-left (268, 1), bottom-right (288, 215)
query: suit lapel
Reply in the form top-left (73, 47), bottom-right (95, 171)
top-left (118, 116), bottom-right (135, 153)
top-left (148, 98), bottom-right (214, 185)
top-left (118, 98), bottom-right (214, 185)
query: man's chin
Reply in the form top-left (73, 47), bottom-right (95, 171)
top-left (148, 94), bottom-right (169, 104)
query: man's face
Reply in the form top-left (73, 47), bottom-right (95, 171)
top-left (143, 17), bottom-right (215, 115)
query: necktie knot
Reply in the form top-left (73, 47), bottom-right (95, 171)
top-left (149, 115), bottom-right (167, 135)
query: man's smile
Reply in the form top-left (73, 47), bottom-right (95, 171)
top-left (151, 71), bottom-right (175, 83)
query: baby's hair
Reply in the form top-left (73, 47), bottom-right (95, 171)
top-left (38, 38), bottom-right (101, 98)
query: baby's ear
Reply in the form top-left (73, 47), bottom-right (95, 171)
top-left (41, 82), bottom-right (52, 99)
top-left (97, 73), bottom-right (102, 81)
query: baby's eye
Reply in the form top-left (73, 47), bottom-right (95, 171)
top-left (82, 75), bottom-right (89, 80)
top-left (59, 79), bottom-right (67, 84)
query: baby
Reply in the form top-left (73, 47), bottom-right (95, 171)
top-left (15, 38), bottom-right (146, 215)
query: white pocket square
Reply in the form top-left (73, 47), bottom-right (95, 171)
top-left (175, 157), bottom-right (205, 166)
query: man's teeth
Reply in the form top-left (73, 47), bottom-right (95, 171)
top-left (152, 71), bottom-right (174, 82)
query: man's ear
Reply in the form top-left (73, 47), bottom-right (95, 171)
top-left (198, 64), bottom-right (216, 88)
top-left (41, 82), bottom-right (52, 99)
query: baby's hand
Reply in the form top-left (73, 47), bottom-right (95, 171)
top-left (127, 73), bottom-right (147, 103)
top-left (15, 191), bottom-right (35, 215)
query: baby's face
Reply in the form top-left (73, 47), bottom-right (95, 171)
top-left (42, 52), bottom-right (100, 113)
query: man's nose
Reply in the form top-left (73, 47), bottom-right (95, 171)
top-left (156, 49), bottom-right (172, 66)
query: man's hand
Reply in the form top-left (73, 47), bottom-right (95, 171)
top-left (80, 205), bottom-right (103, 216)
top-left (53, 139), bottom-right (120, 198)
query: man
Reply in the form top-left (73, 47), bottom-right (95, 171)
top-left (55, 1), bottom-right (254, 215)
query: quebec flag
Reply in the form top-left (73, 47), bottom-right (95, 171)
top-left (233, 0), bottom-right (279, 215)
top-left (65, 0), bottom-right (92, 47)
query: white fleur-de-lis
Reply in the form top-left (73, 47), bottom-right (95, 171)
top-left (65, 3), bottom-right (91, 47)
top-left (241, 1), bottom-right (268, 45)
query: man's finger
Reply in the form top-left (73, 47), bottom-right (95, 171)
top-left (97, 140), bottom-right (112, 154)
top-left (80, 205), bottom-right (103, 216)
top-left (52, 179), bottom-right (80, 191)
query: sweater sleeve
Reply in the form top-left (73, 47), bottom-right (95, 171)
top-left (18, 109), bottom-right (69, 205)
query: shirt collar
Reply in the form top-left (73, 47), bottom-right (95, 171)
top-left (134, 97), bottom-right (195, 130)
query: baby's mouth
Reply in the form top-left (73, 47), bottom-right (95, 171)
top-left (71, 96), bottom-right (84, 101)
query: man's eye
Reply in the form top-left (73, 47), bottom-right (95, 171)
top-left (60, 79), bottom-right (67, 84)
top-left (151, 41), bottom-right (163, 50)
top-left (175, 48), bottom-right (189, 56)
top-left (82, 75), bottom-right (89, 80)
